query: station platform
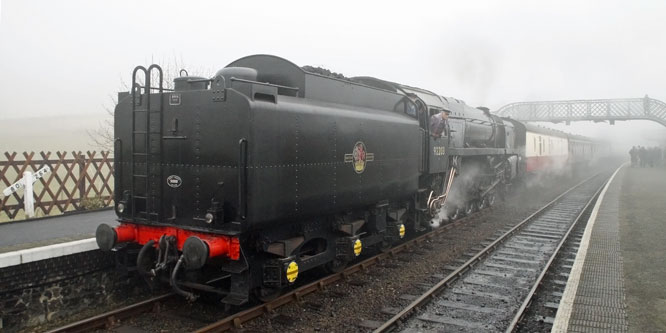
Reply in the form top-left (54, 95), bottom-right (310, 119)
top-left (0, 209), bottom-right (116, 253)
top-left (553, 164), bottom-right (666, 332)
top-left (0, 209), bottom-right (117, 268)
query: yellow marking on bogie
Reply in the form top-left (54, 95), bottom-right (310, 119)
top-left (399, 224), bottom-right (406, 239)
top-left (286, 261), bottom-right (299, 283)
top-left (353, 239), bottom-right (362, 256)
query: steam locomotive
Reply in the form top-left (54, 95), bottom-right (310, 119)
top-left (95, 55), bottom-right (604, 305)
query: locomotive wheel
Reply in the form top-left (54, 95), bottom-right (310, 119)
top-left (487, 193), bottom-right (496, 207)
top-left (464, 201), bottom-right (476, 216)
top-left (449, 206), bottom-right (463, 220)
top-left (324, 258), bottom-right (348, 274)
top-left (478, 197), bottom-right (487, 210)
top-left (253, 286), bottom-right (282, 303)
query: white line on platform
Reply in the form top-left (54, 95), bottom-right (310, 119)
top-left (551, 163), bottom-right (627, 332)
top-left (0, 238), bottom-right (98, 269)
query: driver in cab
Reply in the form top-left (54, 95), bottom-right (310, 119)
top-left (430, 108), bottom-right (450, 138)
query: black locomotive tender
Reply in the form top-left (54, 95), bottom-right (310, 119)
top-left (97, 55), bottom-right (545, 305)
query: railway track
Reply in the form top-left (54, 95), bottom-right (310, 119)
top-left (45, 171), bottom-right (612, 333)
top-left (371, 171), bottom-right (610, 333)
top-left (44, 199), bottom-right (486, 333)
top-left (193, 207), bottom-right (491, 332)
top-left (512, 221), bottom-right (586, 332)
top-left (514, 164), bottom-right (626, 332)
top-left (44, 293), bottom-right (175, 333)
top-left (194, 173), bottom-right (611, 332)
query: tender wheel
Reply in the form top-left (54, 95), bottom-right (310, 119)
top-left (253, 286), bottom-right (282, 303)
top-left (379, 240), bottom-right (393, 253)
top-left (324, 258), bottom-right (348, 274)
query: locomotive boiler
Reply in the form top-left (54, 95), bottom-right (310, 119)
top-left (96, 55), bottom-right (524, 305)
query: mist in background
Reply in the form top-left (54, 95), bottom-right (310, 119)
top-left (1, 0), bottom-right (665, 150)
top-left (536, 120), bottom-right (666, 155)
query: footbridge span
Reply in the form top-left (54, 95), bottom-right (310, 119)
top-left (495, 96), bottom-right (666, 126)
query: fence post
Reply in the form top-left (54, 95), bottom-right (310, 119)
top-left (23, 171), bottom-right (34, 218)
top-left (78, 153), bottom-right (86, 210)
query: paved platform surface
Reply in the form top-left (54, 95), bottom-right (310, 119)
top-left (619, 166), bottom-right (666, 332)
top-left (0, 209), bottom-right (117, 253)
top-left (554, 165), bottom-right (666, 332)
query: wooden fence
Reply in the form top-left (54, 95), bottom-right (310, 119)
top-left (0, 151), bottom-right (114, 222)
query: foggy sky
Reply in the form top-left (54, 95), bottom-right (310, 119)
top-left (1, 0), bottom-right (666, 146)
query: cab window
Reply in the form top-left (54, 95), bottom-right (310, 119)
top-left (405, 101), bottom-right (417, 118)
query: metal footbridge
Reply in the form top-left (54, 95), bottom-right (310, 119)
top-left (495, 96), bottom-right (666, 126)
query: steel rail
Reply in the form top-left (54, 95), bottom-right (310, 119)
top-left (372, 172), bottom-right (603, 333)
top-left (195, 205), bottom-right (487, 332)
top-left (44, 293), bottom-right (175, 333)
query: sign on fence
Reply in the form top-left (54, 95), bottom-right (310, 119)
top-left (0, 151), bottom-right (114, 221)
top-left (1, 166), bottom-right (51, 218)
top-left (2, 166), bottom-right (51, 196)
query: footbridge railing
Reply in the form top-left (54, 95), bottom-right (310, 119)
top-left (495, 96), bottom-right (666, 126)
